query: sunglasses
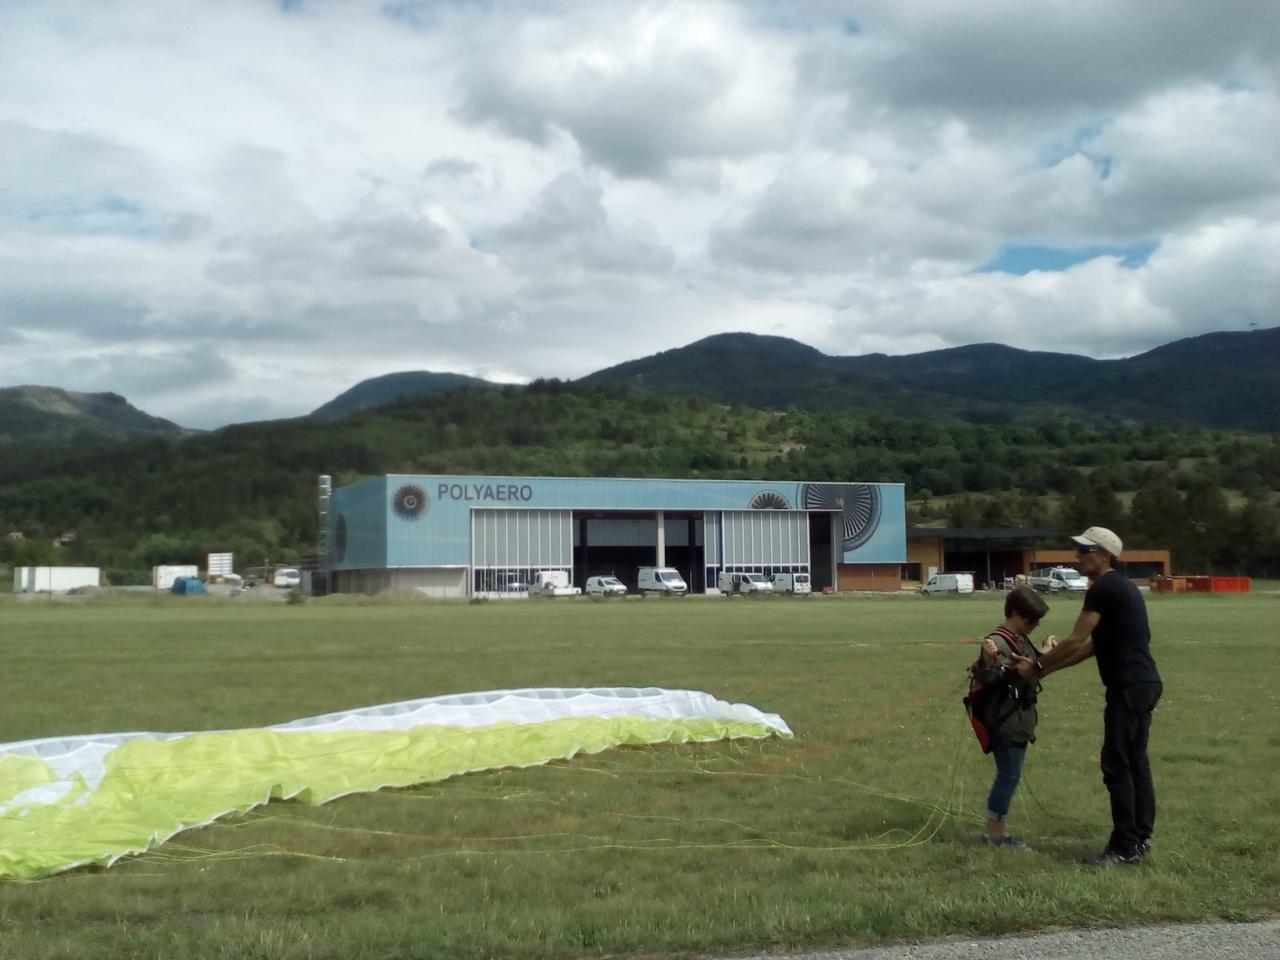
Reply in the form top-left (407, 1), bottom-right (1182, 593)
top-left (1075, 544), bottom-right (1099, 556)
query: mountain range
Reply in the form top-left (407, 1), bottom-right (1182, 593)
top-left (583, 327), bottom-right (1280, 431)
top-left (1, 326), bottom-right (1276, 447)
top-left (0, 386), bottom-right (191, 447)
top-left (309, 371), bottom-right (494, 421)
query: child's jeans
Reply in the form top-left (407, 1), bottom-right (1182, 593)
top-left (986, 734), bottom-right (1028, 821)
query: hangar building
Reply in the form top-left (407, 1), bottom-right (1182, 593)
top-left (322, 474), bottom-right (906, 597)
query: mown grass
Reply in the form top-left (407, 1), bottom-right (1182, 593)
top-left (1, 593), bottom-right (1276, 959)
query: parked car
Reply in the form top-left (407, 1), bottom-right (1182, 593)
top-left (586, 575), bottom-right (628, 597)
top-left (718, 571), bottom-right (774, 595)
top-left (638, 566), bottom-right (688, 595)
top-left (921, 573), bottom-right (974, 596)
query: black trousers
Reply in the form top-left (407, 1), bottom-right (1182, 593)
top-left (1101, 681), bottom-right (1163, 853)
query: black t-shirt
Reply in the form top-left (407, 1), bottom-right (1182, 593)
top-left (1083, 569), bottom-right (1161, 688)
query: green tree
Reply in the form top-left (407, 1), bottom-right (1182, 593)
top-left (1229, 497), bottom-right (1280, 577)
top-left (3, 536), bottom-right (56, 567)
top-left (1183, 479), bottom-right (1232, 570)
top-left (1128, 480), bottom-right (1187, 550)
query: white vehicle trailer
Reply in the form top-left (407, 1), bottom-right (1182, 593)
top-left (13, 567), bottom-right (101, 593)
top-left (152, 565), bottom-right (198, 590)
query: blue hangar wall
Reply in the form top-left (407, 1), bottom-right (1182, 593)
top-left (329, 475), bottom-right (906, 595)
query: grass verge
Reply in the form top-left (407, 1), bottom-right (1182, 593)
top-left (1, 594), bottom-right (1276, 958)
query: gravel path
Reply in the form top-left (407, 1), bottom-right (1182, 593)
top-left (718, 920), bottom-right (1280, 960)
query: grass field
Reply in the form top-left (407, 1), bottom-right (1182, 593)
top-left (1, 593), bottom-right (1277, 959)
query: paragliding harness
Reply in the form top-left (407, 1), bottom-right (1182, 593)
top-left (963, 626), bottom-right (1039, 754)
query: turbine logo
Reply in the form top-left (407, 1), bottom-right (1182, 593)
top-left (749, 490), bottom-right (790, 509)
top-left (799, 483), bottom-right (882, 551)
top-left (392, 484), bottom-right (429, 521)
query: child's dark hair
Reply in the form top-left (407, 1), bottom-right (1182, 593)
top-left (1005, 584), bottom-right (1049, 624)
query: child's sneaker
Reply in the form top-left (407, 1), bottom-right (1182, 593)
top-left (980, 834), bottom-right (1029, 850)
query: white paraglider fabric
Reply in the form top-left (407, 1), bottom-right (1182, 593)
top-left (0, 687), bottom-right (792, 879)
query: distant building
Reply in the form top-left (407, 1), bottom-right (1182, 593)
top-left (5, 531), bottom-right (24, 542)
top-left (906, 527), bottom-right (1171, 589)
top-left (325, 474), bottom-right (908, 597)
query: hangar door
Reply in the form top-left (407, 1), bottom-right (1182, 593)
top-left (471, 509), bottom-right (573, 596)
top-left (705, 510), bottom-right (810, 587)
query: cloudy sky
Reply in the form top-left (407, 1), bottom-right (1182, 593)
top-left (2, 0), bottom-right (1277, 427)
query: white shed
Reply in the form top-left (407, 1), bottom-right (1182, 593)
top-left (152, 565), bottom-right (199, 590)
top-left (13, 567), bottom-right (101, 593)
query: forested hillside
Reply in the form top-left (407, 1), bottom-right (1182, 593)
top-left (2, 382), bottom-right (1276, 581)
top-left (0, 387), bottom-right (190, 447)
top-left (585, 326), bottom-right (1280, 432)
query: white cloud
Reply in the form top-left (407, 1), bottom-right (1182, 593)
top-left (801, 0), bottom-right (1278, 130)
top-left (812, 217), bottom-right (1279, 359)
top-left (0, 0), bottom-right (1275, 427)
top-left (491, 174), bottom-right (675, 276)
top-left (453, 1), bottom-right (796, 179)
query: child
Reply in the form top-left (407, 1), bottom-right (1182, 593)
top-left (972, 585), bottom-right (1055, 849)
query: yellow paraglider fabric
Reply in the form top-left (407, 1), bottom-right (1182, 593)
top-left (0, 715), bottom-right (780, 879)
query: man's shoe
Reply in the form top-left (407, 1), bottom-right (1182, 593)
top-left (1138, 838), bottom-right (1152, 855)
top-left (1086, 847), bottom-right (1142, 866)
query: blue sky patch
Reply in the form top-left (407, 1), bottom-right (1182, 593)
top-left (1041, 122), bottom-right (1112, 180)
top-left (978, 239), bottom-right (1158, 275)
top-left (7, 193), bottom-right (155, 238)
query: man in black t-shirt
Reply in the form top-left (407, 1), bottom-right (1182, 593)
top-left (1011, 526), bottom-right (1163, 865)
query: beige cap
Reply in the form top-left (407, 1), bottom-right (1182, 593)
top-left (1072, 526), bottom-right (1123, 559)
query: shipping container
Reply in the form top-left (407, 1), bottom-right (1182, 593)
top-left (13, 567), bottom-right (101, 593)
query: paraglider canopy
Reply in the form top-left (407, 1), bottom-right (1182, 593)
top-left (0, 687), bottom-right (792, 878)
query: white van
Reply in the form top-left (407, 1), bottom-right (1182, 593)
top-left (718, 571), bottom-right (774, 595)
top-left (770, 572), bottom-right (811, 595)
top-left (586, 575), bottom-right (627, 597)
top-left (527, 570), bottom-right (582, 598)
top-left (273, 567), bottom-right (301, 588)
top-left (1029, 567), bottom-right (1088, 593)
top-left (638, 567), bottom-right (687, 595)
top-left (921, 573), bottom-right (974, 596)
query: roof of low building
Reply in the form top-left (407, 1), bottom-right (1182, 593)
top-left (908, 527), bottom-right (1057, 540)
